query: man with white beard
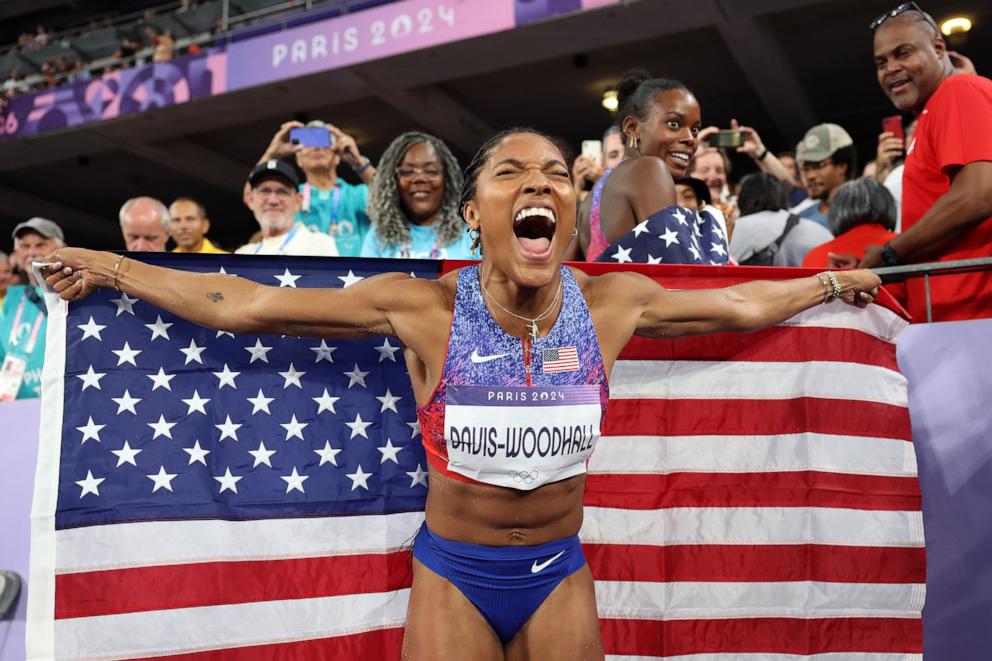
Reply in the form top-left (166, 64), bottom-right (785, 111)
top-left (236, 160), bottom-right (339, 256)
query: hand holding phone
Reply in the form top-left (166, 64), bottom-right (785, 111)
top-left (709, 130), bottom-right (743, 149)
top-left (581, 140), bottom-right (602, 168)
top-left (881, 115), bottom-right (904, 141)
top-left (289, 127), bottom-right (333, 149)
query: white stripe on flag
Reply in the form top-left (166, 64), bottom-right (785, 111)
top-left (580, 506), bottom-right (925, 547)
top-left (783, 300), bottom-right (908, 343)
top-left (588, 433), bottom-right (918, 477)
top-left (610, 360), bottom-right (907, 406)
top-left (56, 512), bottom-right (425, 573)
top-left (594, 579), bottom-right (925, 620)
top-left (54, 589), bottom-right (409, 660)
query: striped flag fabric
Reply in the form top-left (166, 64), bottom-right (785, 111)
top-left (541, 345), bottom-right (579, 373)
top-left (28, 257), bottom-right (923, 660)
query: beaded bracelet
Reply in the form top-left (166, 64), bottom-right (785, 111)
top-left (815, 272), bottom-right (832, 304)
top-left (113, 254), bottom-right (126, 291)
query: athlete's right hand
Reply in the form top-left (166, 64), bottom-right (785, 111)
top-left (43, 247), bottom-right (112, 302)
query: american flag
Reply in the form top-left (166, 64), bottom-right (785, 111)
top-left (541, 345), bottom-right (579, 373)
top-left (596, 206), bottom-right (730, 265)
top-left (28, 256), bottom-right (923, 659)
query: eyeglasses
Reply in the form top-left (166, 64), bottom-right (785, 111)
top-left (869, 2), bottom-right (938, 32)
top-left (395, 166), bottom-right (443, 179)
top-left (255, 186), bottom-right (293, 199)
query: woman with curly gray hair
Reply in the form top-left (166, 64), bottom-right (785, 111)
top-left (360, 131), bottom-right (478, 259)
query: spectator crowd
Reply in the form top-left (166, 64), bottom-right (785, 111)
top-left (0, 2), bottom-right (990, 401)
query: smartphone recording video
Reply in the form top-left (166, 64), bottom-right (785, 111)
top-left (709, 130), bottom-right (743, 149)
top-left (290, 127), bottom-right (332, 148)
top-left (581, 140), bottom-right (602, 168)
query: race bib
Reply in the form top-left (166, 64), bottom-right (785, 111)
top-left (444, 384), bottom-right (602, 490)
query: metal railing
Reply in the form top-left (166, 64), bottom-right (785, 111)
top-left (873, 256), bottom-right (992, 323)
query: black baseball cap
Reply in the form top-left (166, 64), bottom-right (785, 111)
top-left (674, 177), bottom-right (712, 206)
top-left (248, 159), bottom-right (300, 189)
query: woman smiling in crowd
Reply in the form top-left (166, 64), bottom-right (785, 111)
top-left (44, 128), bottom-right (880, 660)
top-left (361, 131), bottom-right (478, 259)
top-left (579, 69), bottom-right (729, 264)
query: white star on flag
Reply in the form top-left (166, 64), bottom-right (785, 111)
top-left (179, 338), bottom-right (207, 365)
top-left (144, 315), bottom-right (173, 341)
top-left (183, 440), bottom-right (210, 466)
top-left (344, 364), bottom-right (369, 389)
top-left (280, 414), bottom-right (308, 441)
top-left (660, 228), bottom-right (680, 247)
top-left (111, 389), bottom-right (141, 415)
top-left (709, 242), bottom-right (727, 257)
top-left (147, 466), bottom-right (178, 493)
top-left (215, 415), bottom-right (242, 442)
top-left (111, 441), bottom-right (142, 467)
top-left (346, 464), bottom-right (373, 491)
top-left (181, 390), bottom-right (210, 415)
top-left (611, 245), bottom-right (632, 263)
top-left (244, 338), bottom-right (273, 364)
top-left (213, 364), bottom-right (240, 389)
top-left (647, 254), bottom-right (663, 264)
top-left (377, 439), bottom-right (403, 464)
top-left (147, 367), bottom-right (176, 391)
top-left (280, 467), bottom-right (309, 494)
top-left (278, 363), bottom-right (305, 389)
top-left (346, 412), bottom-right (373, 439)
top-left (310, 339), bottom-right (336, 363)
top-left (375, 338), bottom-right (400, 362)
top-left (314, 441), bottom-right (342, 466)
top-left (111, 292), bottom-right (138, 316)
top-left (76, 416), bottom-right (105, 444)
top-left (77, 365), bottom-right (106, 391)
top-left (632, 219), bottom-right (650, 237)
top-left (112, 341), bottom-right (141, 366)
top-left (216, 329), bottom-right (235, 339)
top-left (78, 316), bottom-right (106, 341)
top-left (148, 414), bottom-right (177, 440)
top-left (274, 268), bottom-right (302, 288)
top-left (338, 270), bottom-right (363, 288)
top-left (688, 244), bottom-right (702, 261)
top-left (376, 388), bottom-right (402, 413)
top-left (407, 420), bottom-right (421, 438)
top-left (247, 388), bottom-right (275, 415)
top-left (249, 441), bottom-right (276, 467)
top-left (672, 208), bottom-right (688, 225)
top-left (213, 468), bottom-right (243, 494)
top-left (406, 464), bottom-right (428, 487)
top-left (313, 388), bottom-right (340, 414)
top-left (75, 470), bottom-right (105, 498)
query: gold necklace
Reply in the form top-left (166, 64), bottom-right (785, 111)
top-left (479, 276), bottom-right (563, 341)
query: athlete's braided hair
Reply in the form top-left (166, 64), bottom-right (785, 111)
top-left (367, 131), bottom-right (464, 253)
top-left (458, 127), bottom-right (572, 253)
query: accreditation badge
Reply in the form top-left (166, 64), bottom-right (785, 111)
top-left (444, 384), bottom-right (602, 490)
top-left (0, 354), bottom-right (28, 402)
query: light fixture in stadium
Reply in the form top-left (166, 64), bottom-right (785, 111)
top-left (940, 16), bottom-right (972, 35)
top-left (601, 90), bottom-right (618, 112)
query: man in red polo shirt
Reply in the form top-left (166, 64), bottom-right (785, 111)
top-left (861, 5), bottom-right (992, 322)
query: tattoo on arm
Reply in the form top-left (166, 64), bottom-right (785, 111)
top-left (207, 292), bottom-right (224, 303)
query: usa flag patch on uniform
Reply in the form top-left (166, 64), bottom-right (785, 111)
top-left (542, 346), bottom-right (579, 373)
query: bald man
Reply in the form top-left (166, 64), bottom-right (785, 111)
top-left (120, 196), bottom-right (170, 252)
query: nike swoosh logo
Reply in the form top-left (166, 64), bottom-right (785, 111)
top-left (531, 550), bottom-right (565, 574)
top-left (470, 349), bottom-right (512, 364)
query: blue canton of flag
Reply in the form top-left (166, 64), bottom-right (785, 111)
top-left (58, 254), bottom-right (439, 529)
top-left (595, 205), bottom-right (730, 265)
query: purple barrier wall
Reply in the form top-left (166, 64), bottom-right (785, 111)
top-left (0, 399), bottom-right (41, 661)
top-left (897, 316), bottom-right (992, 659)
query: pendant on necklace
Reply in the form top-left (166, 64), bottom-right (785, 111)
top-left (529, 319), bottom-right (539, 341)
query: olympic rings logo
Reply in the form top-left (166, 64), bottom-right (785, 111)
top-left (508, 470), bottom-right (539, 484)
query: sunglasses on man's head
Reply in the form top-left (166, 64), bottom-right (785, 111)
top-left (869, 1), bottom-right (939, 32)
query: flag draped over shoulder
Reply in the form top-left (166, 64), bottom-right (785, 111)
top-left (28, 256), bottom-right (923, 660)
top-left (595, 205), bottom-right (730, 265)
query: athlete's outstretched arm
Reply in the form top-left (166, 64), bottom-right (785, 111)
top-left (594, 269), bottom-right (881, 341)
top-left (43, 248), bottom-right (422, 339)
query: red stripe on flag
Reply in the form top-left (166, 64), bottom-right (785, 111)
top-left (601, 616), bottom-right (923, 656)
top-left (604, 398), bottom-right (912, 440)
top-left (55, 551), bottom-right (413, 619)
top-left (150, 627), bottom-right (404, 661)
top-left (584, 471), bottom-right (921, 511)
top-left (619, 326), bottom-right (899, 369)
top-left (584, 543), bottom-right (926, 583)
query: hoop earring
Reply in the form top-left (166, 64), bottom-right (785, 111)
top-left (627, 135), bottom-right (639, 150)
top-left (468, 227), bottom-right (480, 241)
top-left (571, 226), bottom-right (578, 238)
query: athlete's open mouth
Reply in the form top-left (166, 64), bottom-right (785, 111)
top-left (513, 206), bottom-right (557, 258)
